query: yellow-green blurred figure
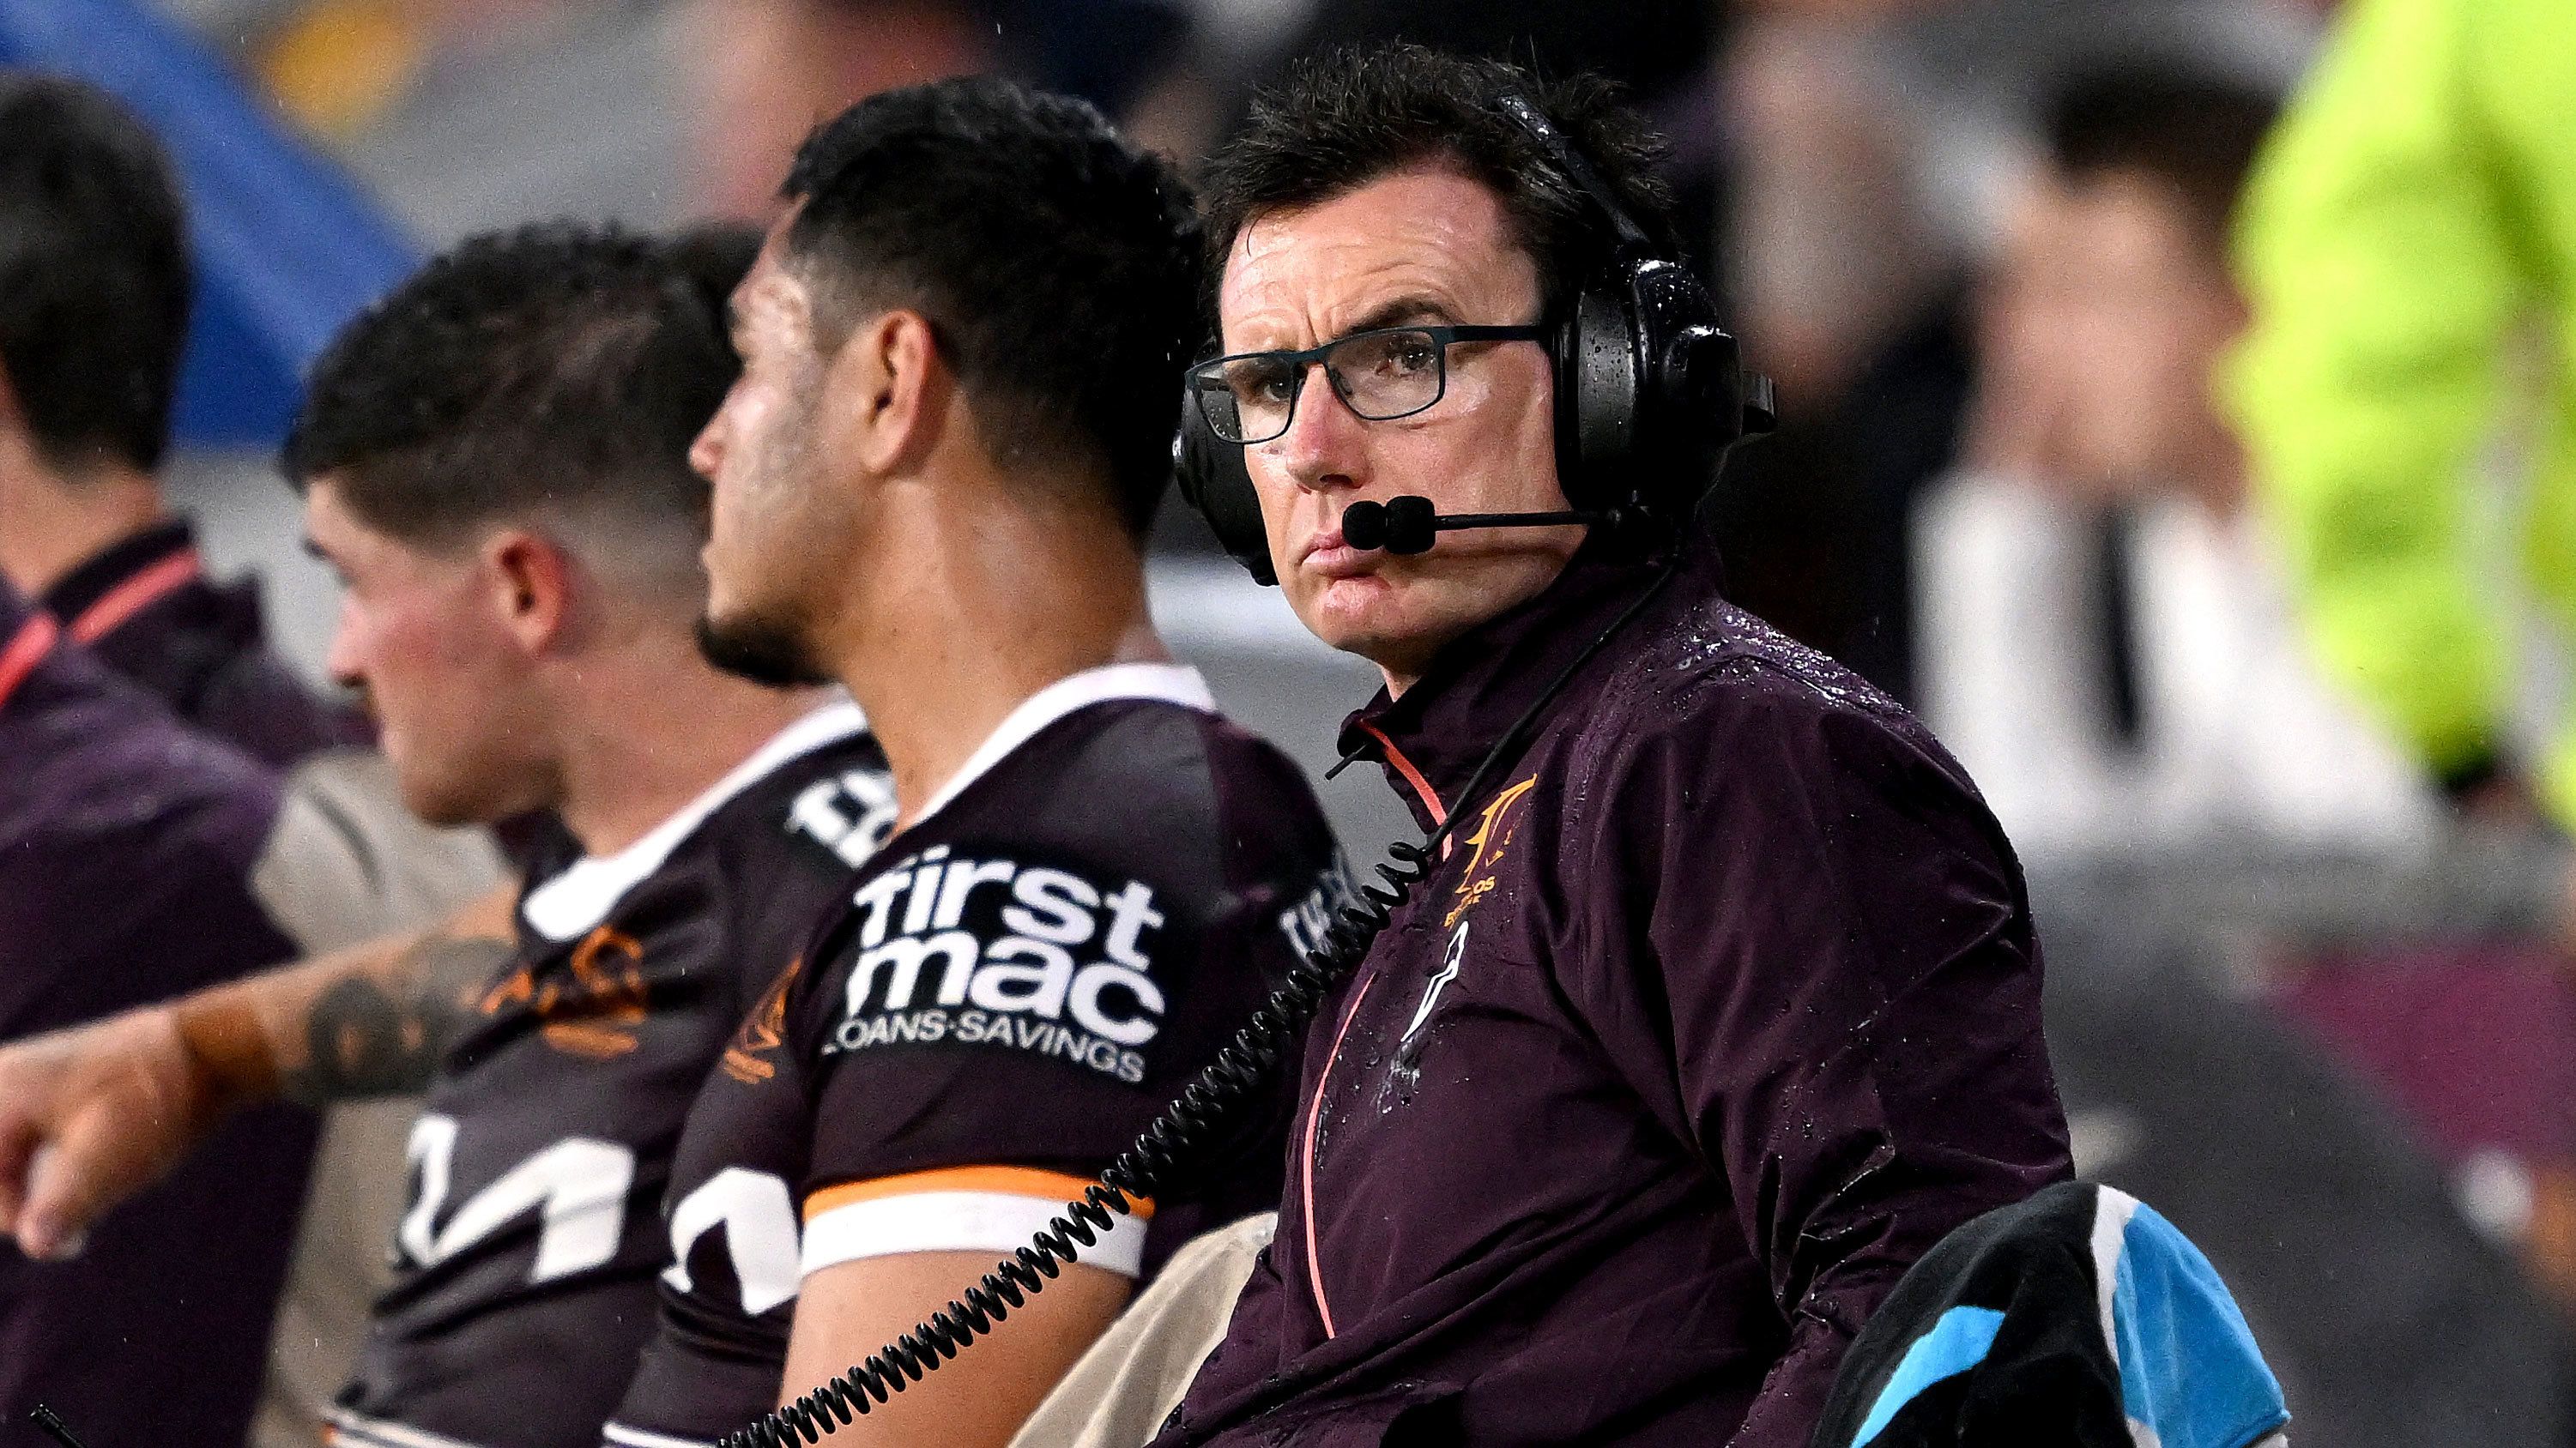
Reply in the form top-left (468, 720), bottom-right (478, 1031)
top-left (2227, 0), bottom-right (2576, 824)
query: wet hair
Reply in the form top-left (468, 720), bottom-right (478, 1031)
top-left (284, 220), bottom-right (758, 554)
top-left (0, 72), bottom-right (190, 474)
top-left (779, 75), bottom-right (1201, 540)
top-left (2043, 60), bottom-right (2283, 256)
top-left (1200, 45), bottom-right (1681, 318)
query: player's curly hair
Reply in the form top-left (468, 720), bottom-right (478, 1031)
top-left (1200, 45), bottom-right (1680, 321)
top-left (283, 220), bottom-right (757, 551)
top-left (778, 76), bottom-right (1201, 541)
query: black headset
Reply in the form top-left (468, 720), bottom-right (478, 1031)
top-left (1174, 94), bottom-right (1775, 586)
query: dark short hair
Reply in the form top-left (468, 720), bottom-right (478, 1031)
top-left (0, 72), bottom-right (190, 474)
top-left (1200, 45), bottom-right (1680, 320)
top-left (2043, 61), bottom-right (2283, 255)
top-left (285, 220), bottom-right (758, 550)
top-left (779, 76), bottom-right (1200, 540)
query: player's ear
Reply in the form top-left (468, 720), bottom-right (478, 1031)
top-left (834, 308), bottom-right (948, 479)
top-left (0, 357), bottom-right (24, 437)
top-left (0, 359), bottom-right (41, 498)
top-left (483, 528), bottom-right (574, 656)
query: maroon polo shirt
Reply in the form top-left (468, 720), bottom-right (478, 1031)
top-left (1159, 544), bottom-right (2072, 1448)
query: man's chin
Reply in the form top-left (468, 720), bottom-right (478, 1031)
top-left (696, 611), bottom-right (834, 688)
top-left (1296, 595), bottom-right (1444, 686)
top-left (392, 769), bottom-right (499, 832)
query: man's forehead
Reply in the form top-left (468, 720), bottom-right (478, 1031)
top-left (734, 241), bottom-right (804, 321)
top-left (1219, 166), bottom-right (1534, 347)
top-left (305, 472), bottom-right (478, 573)
top-left (300, 474), bottom-right (382, 565)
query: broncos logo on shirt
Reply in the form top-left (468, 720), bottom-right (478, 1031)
top-left (475, 925), bottom-right (651, 1060)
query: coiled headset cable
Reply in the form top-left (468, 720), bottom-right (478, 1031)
top-left (726, 558), bottom-right (1684, 1448)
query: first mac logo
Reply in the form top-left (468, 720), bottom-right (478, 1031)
top-left (825, 843), bottom-right (1169, 1084)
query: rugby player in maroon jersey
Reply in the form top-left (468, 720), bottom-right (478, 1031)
top-left (599, 79), bottom-right (1339, 1448)
top-left (0, 224), bottom-right (898, 1448)
top-left (1152, 48), bottom-right (2072, 1447)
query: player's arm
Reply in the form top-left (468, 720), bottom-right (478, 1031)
top-left (781, 1247), bottom-right (1134, 1446)
top-left (193, 878), bottom-right (520, 1107)
top-left (0, 880), bottom-right (517, 1260)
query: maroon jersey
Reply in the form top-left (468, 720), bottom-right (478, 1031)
top-left (41, 517), bottom-right (372, 768)
top-left (605, 666), bottom-right (1342, 1448)
top-left (330, 703), bottom-right (891, 1448)
top-left (1158, 548), bottom-right (2072, 1448)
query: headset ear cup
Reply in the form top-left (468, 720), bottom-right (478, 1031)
top-left (1553, 285), bottom-right (1642, 510)
top-left (1627, 257), bottom-right (1745, 515)
top-left (1173, 400), bottom-right (1278, 587)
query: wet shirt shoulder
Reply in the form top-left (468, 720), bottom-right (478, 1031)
top-left (611, 665), bottom-right (1341, 1448)
top-left (336, 704), bottom-right (888, 1448)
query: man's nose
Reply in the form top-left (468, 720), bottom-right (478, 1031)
top-left (1268, 365), bottom-right (1368, 492)
top-left (324, 598), bottom-right (367, 691)
top-left (689, 413), bottom-right (725, 481)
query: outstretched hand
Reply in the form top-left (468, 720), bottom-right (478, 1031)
top-left (0, 1007), bottom-right (219, 1261)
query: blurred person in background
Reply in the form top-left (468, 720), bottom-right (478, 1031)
top-left (0, 221), bottom-right (897, 1448)
top-left (1912, 59), bottom-right (2438, 855)
top-left (216, 0), bottom-right (1189, 240)
top-left (0, 66), bottom-right (507, 1448)
top-left (1708, 0), bottom-right (2316, 702)
top-left (0, 69), bottom-right (371, 767)
top-left (2228, 0), bottom-right (2576, 827)
top-left (1913, 38), bottom-right (2576, 1358)
top-left (683, 0), bottom-right (998, 220)
top-left (0, 580), bottom-right (322, 1448)
top-left (686, 0), bottom-right (1190, 219)
top-left (2219, 0), bottom-right (2576, 1323)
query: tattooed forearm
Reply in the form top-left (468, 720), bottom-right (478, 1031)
top-left (281, 934), bottom-right (514, 1106)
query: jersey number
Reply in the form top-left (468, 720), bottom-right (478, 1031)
top-left (398, 1114), bottom-right (637, 1284)
top-left (662, 1167), bottom-right (802, 1316)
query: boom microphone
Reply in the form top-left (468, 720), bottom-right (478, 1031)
top-left (1341, 496), bottom-right (1609, 556)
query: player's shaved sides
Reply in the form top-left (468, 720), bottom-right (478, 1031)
top-left (282, 220), bottom-right (759, 592)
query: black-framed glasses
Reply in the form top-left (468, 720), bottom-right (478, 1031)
top-left (1188, 323), bottom-right (1546, 444)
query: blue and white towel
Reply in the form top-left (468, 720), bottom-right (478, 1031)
top-left (1811, 1180), bottom-right (2289, 1448)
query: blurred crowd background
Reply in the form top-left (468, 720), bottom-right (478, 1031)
top-left (21, 0), bottom-right (2576, 1440)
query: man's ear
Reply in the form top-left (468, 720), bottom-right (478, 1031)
top-left (0, 358), bottom-right (37, 473)
top-left (482, 529), bottom-right (575, 656)
top-left (0, 357), bottom-right (25, 437)
top-left (834, 309), bottom-right (949, 478)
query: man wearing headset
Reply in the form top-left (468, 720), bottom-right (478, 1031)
top-left (1156, 48), bottom-right (2071, 1446)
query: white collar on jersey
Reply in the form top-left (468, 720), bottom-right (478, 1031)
top-left (520, 696), bottom-right (871, 943)
top-left (910, 661), bottom-right (1215, 829)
